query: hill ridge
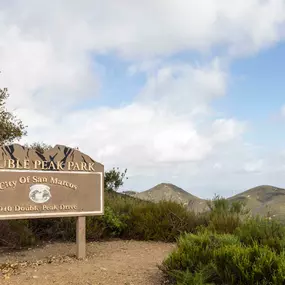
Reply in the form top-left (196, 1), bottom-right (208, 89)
top-left (131, 183), bottom-right (285, 218)
top-left (142, 182), bottom-right (200, 199)
top-left (134, 182), bottom-right (208, 212)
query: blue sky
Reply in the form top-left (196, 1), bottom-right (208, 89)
top-left (94, 42), bottom-right (285, 149)
top-left (92, 54), bottom-right (146, 107)
top-left (225, 43), bottom-right (285, 120)
top-left (1, 0), bottom-right (285, 198)
top-left (221, 42), bottom-right (285, 147)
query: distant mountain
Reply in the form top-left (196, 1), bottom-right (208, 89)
top-left (128, 183), bottom-right (285, 219)
top-left (229, 185), bottom-right (285, 220)
top-left (135, 183), bottom-right (209, 213)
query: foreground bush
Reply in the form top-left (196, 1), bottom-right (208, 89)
top-left (161, 231), bottom-right (240, 275)
top-left (161, 230), bottom-right (285, 285)
top-left (235, 216), bottom-right (285, 253)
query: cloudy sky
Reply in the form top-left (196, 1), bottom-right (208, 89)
top-left (1, 0), bottom-right (285, 198)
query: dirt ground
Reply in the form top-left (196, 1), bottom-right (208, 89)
top-left (0, 240), bottom-right (175, 285)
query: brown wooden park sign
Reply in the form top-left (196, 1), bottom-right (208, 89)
top-left (0, 144), bottom-right (104, 259)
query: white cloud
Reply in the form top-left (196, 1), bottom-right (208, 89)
top-left (243, 159), bottom-right (264, 173)
top-left (0, 24), bottom-right (99, 115)
top-left (1, 0), bottom-right (285, 59)
top-left (213, 163), bottom-right (222, 170)
top-left (211, 119), bottom-right (246, 143)
top-left (137, 59), bottom-right (227, 114)
top-left (0, 0), bottom-right (285, 197)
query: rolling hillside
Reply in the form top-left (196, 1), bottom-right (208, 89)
top-left (134, 183), bottom-right (209, 213)
top-left (129, 183), bottom-right (285, 219)
top-left (229, 185), bottom-right (285, 220)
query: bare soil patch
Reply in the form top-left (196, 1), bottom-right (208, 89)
top-left (0, 240), bottom-right (175, 285)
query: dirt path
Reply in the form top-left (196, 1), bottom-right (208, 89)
top-left (0, 240), bottom-right (175, 285)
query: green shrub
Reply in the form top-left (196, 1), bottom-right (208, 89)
top-left (162, 231), bottom-right (285, 285)
top-left (235, 217), bottom-right (285, 253)
top-left (212, 243), bottom-right (285, 284)
top-left (207, 212), bottom-right (242, 234)
top-left (162, 231), bottom-right (240, 274)
top-left (0, 220), bottom-right (35, 248)
top-left (124, 200), bottom-right (205, 242)
top-left (171, 269), bottom-right (214, 285)
top-left (28, 217), bottom-right (76, 241)
top-left (206, 197), bottom-right (248, 234)
top-left (90, 206), bottom-right (127, 238)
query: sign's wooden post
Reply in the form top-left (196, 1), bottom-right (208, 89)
top-left (76, 216), bottom-right (86, 259)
